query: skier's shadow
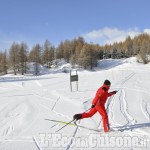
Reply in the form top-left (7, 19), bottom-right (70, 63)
top-left (114, 123), bottom-right (150, 132)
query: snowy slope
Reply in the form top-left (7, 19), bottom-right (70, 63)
top-left (0, 57), bottom-right (150, 150)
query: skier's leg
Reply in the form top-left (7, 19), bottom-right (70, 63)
top-left (81, 107), bottom-right (97, 118)
top-left (73, 108), bottom-right (97, 120)
top-left (96, 106), bottom-right (110, 132)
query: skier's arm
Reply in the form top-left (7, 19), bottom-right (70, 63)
top-left (108, 91), bottom-right (117, 97)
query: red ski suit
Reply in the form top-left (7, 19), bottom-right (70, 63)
top-left (81, 84), bottom-right (115, 132)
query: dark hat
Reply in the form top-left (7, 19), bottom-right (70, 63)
top-left (104, 80), bottom-right (111, 85)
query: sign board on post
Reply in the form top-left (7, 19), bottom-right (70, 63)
top-left (70, 70), bottom-right (78, 92)
top-left (70, 75), bottom-right (78, 82)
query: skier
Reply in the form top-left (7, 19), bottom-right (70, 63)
top-left (73, 80), bottom-right (117, 132)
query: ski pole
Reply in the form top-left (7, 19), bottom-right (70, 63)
top-left (55, 119), bottom-right (75, 132)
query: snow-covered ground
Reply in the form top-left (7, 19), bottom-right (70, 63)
top-left (0, 57), bottom-right (150, 150)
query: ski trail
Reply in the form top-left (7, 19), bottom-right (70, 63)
top-left (116, 72), bottom-right (135, 86)
top-left (120, 72), bottom-right (135, 85)
top-left (33, 91), bottom-right (55, 101)
top-left (66, 126), bottom-right (78, 150)
top-left (0, 99), bottom-right (40, 149)
top-left (141, 100), bottom-right (150, 121)
top-left (38, 102), bottom-right (71, 120)
top-left (51, 97), bottom-right (60, 111)
top-left (0, 100), bottom-right (39, 138)
top-left (120, 89), bottom-right (137, 126)
top-left (107, 95), bottom-right (121, 127)
top-left (66, 120), bottom-right (80, 150)
top-left (33, 136), bottom-right (43, 150)
top-left (119, 89), bottom-right (129, 124)
top-left (114, 86), bottom-right (150, 96)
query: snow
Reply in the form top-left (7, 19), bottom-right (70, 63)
top-left (0, 57), bottom-right (150, 150)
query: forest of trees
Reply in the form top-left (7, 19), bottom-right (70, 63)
top-left (0, 33), bottom-right (150, 75)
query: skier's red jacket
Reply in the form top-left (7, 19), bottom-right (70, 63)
top-left (92, 84), bottom-right (114, 106)
top-left (81, 84), bottom-right (115, 132)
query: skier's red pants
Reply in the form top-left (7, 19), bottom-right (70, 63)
top-left (81, 105), bottom-right (110, 132)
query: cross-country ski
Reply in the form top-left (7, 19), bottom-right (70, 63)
top-left (45, 118), bottom-right (104, 132)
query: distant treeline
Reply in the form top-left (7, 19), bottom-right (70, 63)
top-left (0, 33), bottom-right (150, 75)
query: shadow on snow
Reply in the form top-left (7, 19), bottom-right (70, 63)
top-left (114, 123), bottom-right (150, 132)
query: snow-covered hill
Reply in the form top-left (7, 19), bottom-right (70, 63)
top-left (0, 57), bottom-right (150, 150)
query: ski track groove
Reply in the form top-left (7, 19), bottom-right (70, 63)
top-left (0, 100), bottom-right (40, 149)
top-left (119, 89), bottom-right (129, 124)
top-left (107, 95), bottom-right (121, 127)
top-left (119, 89), bottom-right (136, 126)
top-left (141, 100), bottom-right (150, 121)
top-left (51, 97), bottom-right (60, 111)
top-left (119, 72), bottom-right (135, 85)
top-left (33, 136), bottom-right (43, 150)
top-left (114, 86), bottom-right (150, 96)
top-left (66, 121), bottom-right (80, 150)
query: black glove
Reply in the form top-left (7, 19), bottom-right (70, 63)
top-left (109, 91), bottom-right (118, 95)
top-left (73, 114), bottom-right (82, 120)
top-left (91, 104), bottom-right (96, 108)
top-left (112, 91), bottom-right (118, 94)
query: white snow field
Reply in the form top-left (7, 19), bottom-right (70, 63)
top-left (0, 57), bottom-right (150, 150)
